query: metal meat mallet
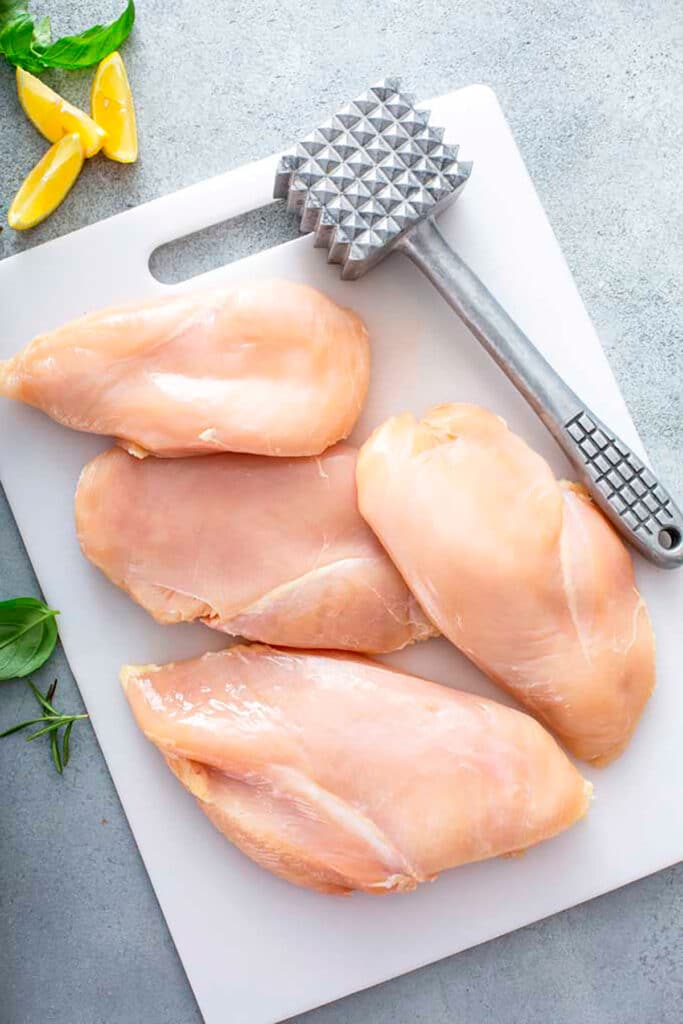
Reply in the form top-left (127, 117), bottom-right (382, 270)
top-left (274, 78), bottom-right (683, 569)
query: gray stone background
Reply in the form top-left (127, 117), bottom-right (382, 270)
top-left (0, 1), bottom-right (681, 1022)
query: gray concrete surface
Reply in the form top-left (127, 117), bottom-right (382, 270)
top-left (0, 1), bottom-right (681, 1022)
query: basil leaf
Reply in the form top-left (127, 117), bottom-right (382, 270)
top-left (39, 1), bottom-right (135, 70)
top-left (0, 1), bottom-right (28, 24)
top-left (0, 13), bottom-right (46, 73)
top-left (0, 0), bottom-right (134, 72)
top-left (0, 597), bottom-right (59, 680)
top-left (0, 2), bottom-right (43, 72)
top-left (32, 12), bottom-right (49, 46)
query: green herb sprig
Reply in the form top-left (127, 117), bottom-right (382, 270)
top-left (0, 678), bottom-right (88, 773)
top-left (0, 0), bottom-right (134, 73)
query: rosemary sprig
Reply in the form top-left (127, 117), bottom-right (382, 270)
top-left (0, 678), bottom-right (88, 773)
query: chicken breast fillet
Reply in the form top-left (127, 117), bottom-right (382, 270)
top-left (356, 404), bottom-right (655, 765)
top-left (75, 444), bottom-right (434, 653)
top-left (122, 645), bottom-right (591, 895)
top-left (0, 280), bottom-right (369, 458)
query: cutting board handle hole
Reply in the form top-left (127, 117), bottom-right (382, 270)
top-left (148, 202), bottom-right (299, 285)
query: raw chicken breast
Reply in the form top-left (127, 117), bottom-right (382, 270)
top-left (75, 444), bottom-right (434, 653)
top-left (0, 280), bottom-right (369, 458)
top-left (122, 645), bottom-right (591, 895)
top-left (357, 404), bottom-right (655, 765)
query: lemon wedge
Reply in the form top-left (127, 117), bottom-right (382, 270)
top-left (16, 68), bottom-right (106, 159)
top-left (91, 52), bottom-right (138, 163)
top-left (8, 133), bottom-right (85, 230)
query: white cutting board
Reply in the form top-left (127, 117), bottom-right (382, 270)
top-left (1, 86), bottom-right (682, 1024)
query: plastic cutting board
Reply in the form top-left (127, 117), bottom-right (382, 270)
top-left (1, 86), bottom-right (682, 1024)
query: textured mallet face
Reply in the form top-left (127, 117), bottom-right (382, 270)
top-left (274, 78), bottom-right (472, 279)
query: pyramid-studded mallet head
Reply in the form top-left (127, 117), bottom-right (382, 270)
top-left (274, 78), bottom-right (472, 280)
